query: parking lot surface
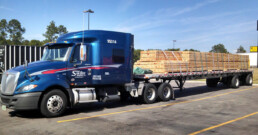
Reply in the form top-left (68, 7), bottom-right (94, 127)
top-left (0, 81), bottom-right (258, 135)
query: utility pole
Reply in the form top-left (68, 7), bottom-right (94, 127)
top-left (173, 40), bottom-right (177, 49)
top-left (83, 9), bottom-right (94, 30)
top-left (257, 20), bottom-right (258, 68)
top-left (82, 9), bottom-right (94, 44)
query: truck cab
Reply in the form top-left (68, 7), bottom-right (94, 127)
top-left (0, 30), bottom-right (134, 117)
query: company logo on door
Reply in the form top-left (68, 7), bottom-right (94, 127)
top-left (72, 71), bottom-right (86, 78)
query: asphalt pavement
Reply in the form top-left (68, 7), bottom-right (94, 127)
top-left (0, 81), bottom-right (257, 135)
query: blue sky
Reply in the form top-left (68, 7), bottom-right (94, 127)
top-left (0, 0), bottom-right (258, 52)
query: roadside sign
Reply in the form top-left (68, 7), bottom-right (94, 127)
top-left (250, 46), bottom-right (257, 52)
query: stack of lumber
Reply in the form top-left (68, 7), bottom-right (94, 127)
top-left (134, 50), bottom-right (249, 73)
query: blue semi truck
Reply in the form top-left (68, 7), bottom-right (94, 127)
top-left (0, 30), bottom-right (253, 117)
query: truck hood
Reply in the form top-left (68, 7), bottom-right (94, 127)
top-left (10, 61), bottom-right (67, 75)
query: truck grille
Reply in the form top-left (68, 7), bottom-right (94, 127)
top-left (1, 71), bottom-right (20, 95)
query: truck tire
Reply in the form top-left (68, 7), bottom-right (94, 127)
top-left (206, 78), bottom-right (220, 87)
top-left (40, 89), bottom-right (67, 117)
top-left (230, 75), bottom-right (240, 88)
top-left (245, 74), bottom-right (253, 86)
top-left (158, 83), bottom-right (173, 101)
top-left (142, 83), bottom-right (158, 104)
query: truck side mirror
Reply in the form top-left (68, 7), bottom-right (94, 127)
top-left (80, 44), bottom-right (87, 61)
top-left (43, 46), bottom-right (47, 54)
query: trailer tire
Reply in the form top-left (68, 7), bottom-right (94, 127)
top-left (206, 78), bottom-right (219, 87)
top-left (230, 75), bottom-right (240, 88)
top-left (40, 89), bottom-right (67, 117)
top-left (245, 74), bottom-right (253, 86)
top-left (142, 83), bottom-right (158, 104)
top-left (158, 83), bottom-right (173, 101)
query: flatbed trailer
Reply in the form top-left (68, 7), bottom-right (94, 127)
top-left (131, 70), bottom-right (253, 100)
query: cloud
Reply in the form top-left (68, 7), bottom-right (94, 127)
top-left (170, 0), bottom-right (220, 16)
top-left (174, 21), bottom-right (256, 52)
top-left (0, 6), bottom-right (13, 11)
top-left (117, 0), bottom-right (135, 12)
top-left (114, 0), bottom-right (220, 32)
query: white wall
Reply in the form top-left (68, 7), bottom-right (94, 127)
top-left (238, 53), bottom-right (257, 67)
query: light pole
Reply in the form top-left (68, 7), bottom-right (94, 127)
top-left (173, 40), bottom-right (177, 49)
top-left (83, 9), bottom-right (94, 30)
top-left (257, 20), bottom-right (258, 68)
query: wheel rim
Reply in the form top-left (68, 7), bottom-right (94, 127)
top-left (147, 88), bottom-right (155, 100)
top-left (236, 78), bottom-right (239, 87)
top-left (249, 77), bottom-right (253, 84)
top-left (47, 95), bottom-right (64, 113)
top-left (163, 87), bottom-right (171, 98)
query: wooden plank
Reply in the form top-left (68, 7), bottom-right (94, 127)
top-left (134, 50), bottom-right (249, 73)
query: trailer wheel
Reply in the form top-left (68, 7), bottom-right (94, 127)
top-left (158, 83), bottom-right (173, 101)
top-left (40, 89), bottom-right (67, 117)
top-left (245, 74), bottom-right (253, 86)
top-left (142, 83), bottom-right (158, 104)
top-left (206, 78), bottom-right (220, 87)
top-left (230, 75), bottom-right (240, 88)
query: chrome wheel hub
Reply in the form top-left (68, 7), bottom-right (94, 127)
top-left (163, 87), bottom-right (171, 98)
top-left (236, 78), bottom-right (239, 87)
top-left (147, 88), bottom-right (155, 100)
top-left (47, 95), bottom-right (63, 113)
top-left (249, 77), bottom-right (252, 84)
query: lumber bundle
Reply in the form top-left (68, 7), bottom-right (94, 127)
top-left (134, 50), bottom-right (249, 73)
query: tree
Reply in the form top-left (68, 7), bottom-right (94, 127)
top-left (165, 48), bottom-right (180, 51)
top-left (184, 49), bottom-right (200, 52)
top-left (43, 21), bottom-right (58, 42)
top-left (30, 39), bottom-right (43, 46)
top-left (43, 21), bottom-right (68, 43)
top-left (236, 45), bottom-right (246, 53)
top-left (0, 19), bottom-right (8, 45)
top-left (22, 40), bottom-right (30, 45)
top-left (209, 44), bottom-right (228, 53)
top-left (7, 19), bottom-right (25, 45)
top-left (134, 49), bottom-right (143, 63)
top-left (58, 25), bottom-right (68, 36)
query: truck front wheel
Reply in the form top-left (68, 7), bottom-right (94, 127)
top-left (40, 89), bottom-right (67, 117)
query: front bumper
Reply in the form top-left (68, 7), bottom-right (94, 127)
top-left (0, 92), bottom-right (42, 110)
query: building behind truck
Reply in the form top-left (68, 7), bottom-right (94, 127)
top-left (0, 30), bottom-right (253, 117)
top-left (238, 53), bottom-right (257, 67)
top-left (0, 45), bottom-right (44, 80)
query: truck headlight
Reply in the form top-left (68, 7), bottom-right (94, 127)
top-left (19, 85), bottom-right (38, 92)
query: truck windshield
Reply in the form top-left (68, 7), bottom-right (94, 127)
top-left (41, 46), bottom-right (71, 61)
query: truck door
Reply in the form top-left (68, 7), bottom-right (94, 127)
top-left (67, 44), bottom-right (91, 87)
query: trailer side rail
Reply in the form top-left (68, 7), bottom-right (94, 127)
top-left (134, 70), bottom-right (253, 80)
